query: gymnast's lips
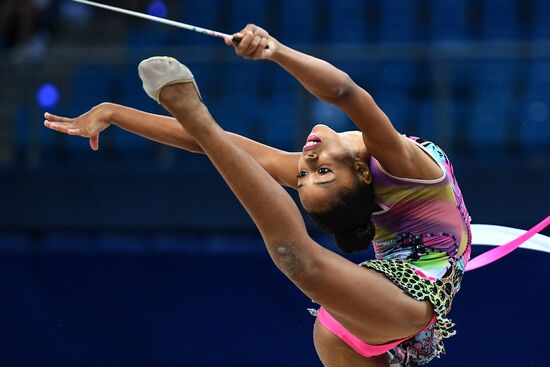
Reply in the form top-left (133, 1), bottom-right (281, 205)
top-left (303, 134), bottom-right (322, 152)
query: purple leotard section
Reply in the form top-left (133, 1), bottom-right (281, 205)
top-left (317, 307), bottom-right (437, 357)
top-left (369, 137), bottom-right (472, 265)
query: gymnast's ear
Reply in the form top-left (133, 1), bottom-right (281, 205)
top-left (353, 158), bottom-right (372, 184)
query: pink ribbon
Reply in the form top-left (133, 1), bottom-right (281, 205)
top-left (465, 215), bottom-right (550, 272)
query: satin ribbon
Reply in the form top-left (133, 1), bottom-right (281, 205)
top-left (466, 215), bottom-right (550, 271)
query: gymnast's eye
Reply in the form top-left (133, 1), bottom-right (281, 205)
top-left (296, 171), bottom-right (308, 178)
top-left (317, 167), bottom-right (332, 175)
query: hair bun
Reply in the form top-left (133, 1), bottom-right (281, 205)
top-left (334, 221), bottom-right (375, 253)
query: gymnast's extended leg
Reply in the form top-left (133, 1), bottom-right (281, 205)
top-left (147, 60), bottom-right (433, 357)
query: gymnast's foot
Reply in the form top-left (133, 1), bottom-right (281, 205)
top-left (158, 81), bottom-right (203, 114)
top-left (139, 56), bottom-right (213, 136)
top-left (138, 56), bottom-right (202, 111)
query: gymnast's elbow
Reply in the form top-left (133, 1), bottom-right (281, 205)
top-left (323, 73), bottom-right (355, 104)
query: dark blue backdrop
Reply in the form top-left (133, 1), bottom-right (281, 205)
top-left (0, 242), bottom-right (547, 367)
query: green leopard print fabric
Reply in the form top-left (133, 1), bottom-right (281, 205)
top-left (362, 255), bottom-right (465, 366)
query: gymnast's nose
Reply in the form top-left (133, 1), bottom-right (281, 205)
top-left (304, 152), bottom-right (317, 161)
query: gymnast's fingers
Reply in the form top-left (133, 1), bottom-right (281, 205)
top-left (251, 38), bottom-right (269, 59)
top-left (67, 128), bottom-right (84, 136)
top-left (243, 35), bottom-right (262, 56)
top-left (44, 112), bottom-right (73, 123)
top-left (224, 34), bottom-right (237, 46)
top-left (241, 23), bottom-right (258, 37)
top-left (89, 134), bottom-right (100, 151)
top-left (236, 30), bottom-right (254, 54)
top-left (248, 25), bottom-right (269, 38)
top-left (44, 120), bottom-right (73, 134)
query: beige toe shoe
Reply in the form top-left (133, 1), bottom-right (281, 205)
top-left (138, 56), bottom-right (202, 104)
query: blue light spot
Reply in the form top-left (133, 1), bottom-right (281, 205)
top-left (147, 1), bottom-right (168, 18)
top-left (37, 83), bottom-right (59, 108)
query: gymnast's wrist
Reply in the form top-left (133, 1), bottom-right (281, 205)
top-left (95, 102), bottom-right (117, 125)
top-left (269, 41), bottom-right (287, 63)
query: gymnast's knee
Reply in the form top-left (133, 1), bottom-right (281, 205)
top-left (274, 242), bottom-right (319, 285)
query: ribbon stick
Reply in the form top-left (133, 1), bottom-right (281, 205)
top-left (71, 0), bottom-right (235, 40)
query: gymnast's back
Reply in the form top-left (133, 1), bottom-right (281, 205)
top-left (368, 135), bottom-right (472, 273)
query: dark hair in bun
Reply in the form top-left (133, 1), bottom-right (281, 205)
top-left (333, 221), bottom-right (376, 253)
top-left (307, 182), bottom-right (376, 253)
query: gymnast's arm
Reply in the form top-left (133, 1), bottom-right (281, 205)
top-left (228, 25), bottom-right (441, 180)
top-left (43, 103), bottom-right (300, 188)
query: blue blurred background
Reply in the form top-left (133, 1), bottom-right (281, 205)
top-left (0, 0), bottom-right (549, 366)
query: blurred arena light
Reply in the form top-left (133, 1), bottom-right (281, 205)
top-left (36, 83), bottom-right (59, 108)
top-left (147, 1), bottom-right (168, 18)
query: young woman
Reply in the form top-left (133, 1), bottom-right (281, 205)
top-left (44, 25), bottom-right (471, 367)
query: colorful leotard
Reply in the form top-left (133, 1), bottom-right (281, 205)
top-left (363, 136), bottom-right (472, 365)
top-left (317, 136), bottom-right (472, 366)
top-left (369, 136), bottom-right (471, 265)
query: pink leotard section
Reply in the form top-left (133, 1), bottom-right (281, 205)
top-left (317, 307), bottom-right (437, 358)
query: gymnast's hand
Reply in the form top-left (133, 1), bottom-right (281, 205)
top-left (225, 24), bottom-right (278, 60)
top-left (43, 104), bottom-right (112, 151)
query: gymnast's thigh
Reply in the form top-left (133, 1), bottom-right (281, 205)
top-left (294, 244), bottom-right (433, 344)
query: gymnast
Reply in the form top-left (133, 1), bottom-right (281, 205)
top-left (44, 24), bottom-right (472, 367)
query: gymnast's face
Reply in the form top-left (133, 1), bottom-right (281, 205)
top-left (297, 124), bottom-right (365, 212)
